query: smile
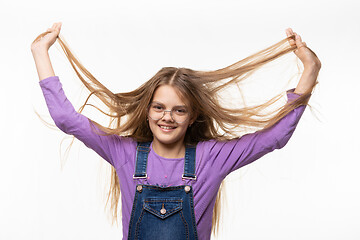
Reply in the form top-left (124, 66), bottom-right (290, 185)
top-left (158, 125), bottom-right (177, 131)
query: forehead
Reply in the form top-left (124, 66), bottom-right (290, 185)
top-left (152, 85), bottom-right (189, 106)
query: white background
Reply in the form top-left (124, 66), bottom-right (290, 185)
top-left (1, 0), bottom-right (359, 239)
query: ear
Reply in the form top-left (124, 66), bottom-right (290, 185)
top-left (189, 113), bottom-right (198, 125)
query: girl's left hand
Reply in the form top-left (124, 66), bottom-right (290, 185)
top-left (286, 28), bottom-right (321, 69)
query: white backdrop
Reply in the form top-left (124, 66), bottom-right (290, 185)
top-left (1, 0), bottom-right (359, 239)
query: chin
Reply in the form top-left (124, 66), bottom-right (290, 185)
top-left (154, 131), bottom-right (186, 146)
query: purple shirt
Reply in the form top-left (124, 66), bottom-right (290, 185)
top-left (39, 76), bottom-right (308, 240)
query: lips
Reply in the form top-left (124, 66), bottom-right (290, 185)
top-left (158, 125), bottom-right (177, 131)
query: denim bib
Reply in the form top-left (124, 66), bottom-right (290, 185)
top-left (127, 142), bottom-right (199, 240)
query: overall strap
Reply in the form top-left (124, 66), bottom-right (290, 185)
top-left (182, 144), bottom-right (197, 181)
top-left (133, 142), bottom-right (151, 179)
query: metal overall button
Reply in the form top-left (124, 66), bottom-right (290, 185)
top-left (184, 185), bottom-right (191, 193)
top-left (136, 185), bottom-right (143, 192)
top-left (160, 203), bottom-right (166, 215)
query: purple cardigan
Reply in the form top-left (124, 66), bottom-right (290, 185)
top-left (39, 76), bottom-right (308, 240)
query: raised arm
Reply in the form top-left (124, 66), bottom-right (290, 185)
top-left (285, 28), bottom-right (321, 95)
top-left (206, 29), bottom-right (321, 177)
top-left (31, 22), bottom-right (62, 81)
top-left (32, 23), bottom-right (122, 167)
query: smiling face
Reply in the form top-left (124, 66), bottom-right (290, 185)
top-left (148, 84), bottom-right (193, 148)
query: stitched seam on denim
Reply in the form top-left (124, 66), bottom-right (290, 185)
top-left (144, 204), bottom-right (182, 219)
top-left (188, 191), bottom-right (198, 240)
top-left (184, 145), bottom-right (196, 180)
top-left (184, 146), bottom-right (190, 176)
top-left (134, 143), bottom-right (150, 177)
top-left (179, 210), bottom-right (189, 240)
top-left (142, 185), bottom-right (187, 190)
top-left (134, 153), bottom-right (146, 174)
top-left (144, 199), bottom-right (183, 202)
top-left (183, 173), bottom-right (196, 177)
top-left (127, 191), bottom-right (139, 240)
top-left (144, 199), bottom-right (183, 218)
top-left (134, 208), bottom-right (145, 240)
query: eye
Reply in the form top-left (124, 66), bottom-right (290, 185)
top-left (174, 107), bottom-right (188, 115)
top-left (151, 104), bottom-right (164, 111)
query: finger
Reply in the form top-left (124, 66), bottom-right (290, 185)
top-left (295, 33), bottom-right (307, 50)
top-left (50, 22), bottom-right (61, 35)
top-left (288, 38), bottom-right (296, 46)
top-left (286, 28), bottom-right (293, 35)
top-left (286, 28), bottom-right (295, 39)
top-left (295, 33), bottom-right (304, 47)
top-left (57, 22), bottom-right (62, 31)
top-left (285, 28), bottom-right (291, 37)
top-left (54, 23), bottom-right (60, 32)
top-left (288, 28), bottom-right (294, 36)
top-left (286, 28), bottom-right (296, 46)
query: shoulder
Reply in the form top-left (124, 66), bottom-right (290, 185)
top-left (111, 135), bottom-right (137, 156)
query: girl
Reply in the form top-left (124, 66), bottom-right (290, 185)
top-left (31, 22), bottom-right (320, 240)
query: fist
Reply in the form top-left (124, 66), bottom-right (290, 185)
top-left (286, 28), bottom-right (321, 69)
top-left (31, 22), bottom-right (62, 53)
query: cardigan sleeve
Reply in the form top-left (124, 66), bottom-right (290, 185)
top-left (205, 88), bottom-right (310, 177)
top-left (39, 76), bottom-right (119, 167)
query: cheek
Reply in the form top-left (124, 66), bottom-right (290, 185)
top-left (148, 120), bottom-right (157, 133)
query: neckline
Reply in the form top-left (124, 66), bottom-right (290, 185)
top-left (150, 142), bottom-right (185, 161)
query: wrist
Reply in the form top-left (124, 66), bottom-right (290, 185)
top-left (31, 45), bottom-right (49, 56)
top-left (303, 62), bottom-right (321, 72)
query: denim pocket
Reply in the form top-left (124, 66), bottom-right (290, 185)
top-left (134, 197), bottom-right (189, 239)
top-left (143, 198), bottom-right (183, 219)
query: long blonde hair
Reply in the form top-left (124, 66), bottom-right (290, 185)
top-left (33, 31), bottom-right (317, 237)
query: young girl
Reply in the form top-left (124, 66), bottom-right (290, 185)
top-left (31, 22), bottom-right (320, 240)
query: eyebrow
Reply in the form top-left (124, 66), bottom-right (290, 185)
top-left (151, 101), bottom-right (187, 108)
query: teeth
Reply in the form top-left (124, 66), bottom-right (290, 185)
top-left (160, 126), bottom-right (175, 129)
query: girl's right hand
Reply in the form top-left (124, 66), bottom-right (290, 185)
top-left (31, 22), bottom-right (62, 53)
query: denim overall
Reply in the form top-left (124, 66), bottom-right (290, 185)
top-left (127, 142), bottom-right (199, 240)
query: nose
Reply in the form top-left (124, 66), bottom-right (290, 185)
top-left (162, 110), bottom-right (174, 122)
